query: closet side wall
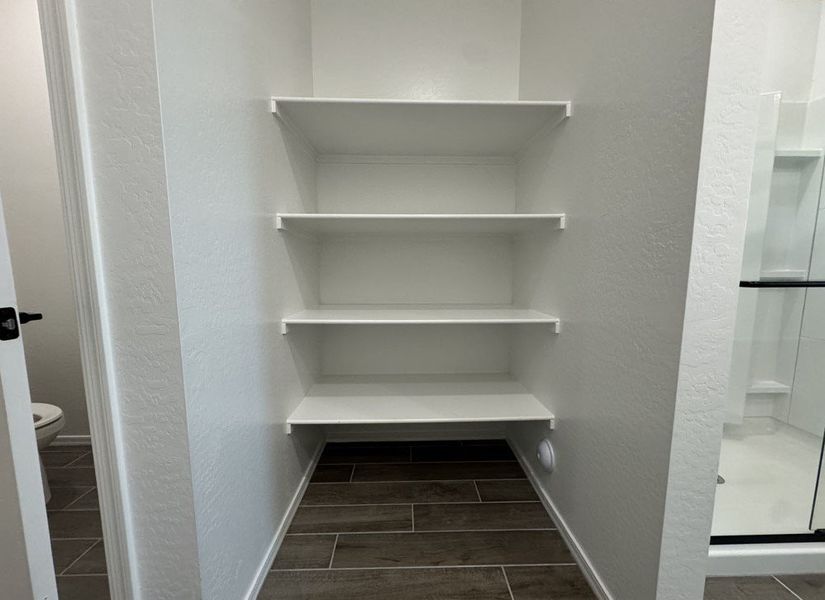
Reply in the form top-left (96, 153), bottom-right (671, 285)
top-left (151, 1), bottom-right (322, 598)
top-left (510, 0), bottom-right (715, 598)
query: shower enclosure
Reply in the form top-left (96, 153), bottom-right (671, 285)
top-left (713, 91), bottom-right (825, 541)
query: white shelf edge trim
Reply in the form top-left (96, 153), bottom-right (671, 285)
top-left (746, 380), bottom-right (792, 395)
top-left (274, 213), bottom-right (567, 232)
top-left (280, 309), bottom-right (561, 335)
top-left (285, 377), bottom-right (556, 434)
top-left (271, 96), bottom-right (573, 118)
top-left (774, 148), bottom-right (824, 159)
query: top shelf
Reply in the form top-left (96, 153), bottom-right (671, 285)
top-left (271, 97), bottom-right (572, 157)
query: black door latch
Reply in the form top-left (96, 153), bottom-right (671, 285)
top-left (19, 312), bottom-right (43, 324)
top-left (0, 307), bottom-right (19, 341)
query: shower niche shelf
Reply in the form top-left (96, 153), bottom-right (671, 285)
top-left (286, 375), bottom-right (556, 433)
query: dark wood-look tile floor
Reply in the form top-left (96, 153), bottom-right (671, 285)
top-left (40, 445), bottom-right (110, 600)
top-left (705, 575), bottom-right (825, 600)
top-left (260, 439), bottom-right (597, 599)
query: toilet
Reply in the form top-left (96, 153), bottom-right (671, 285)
top-left (33, 403), bottom-right (65, 503)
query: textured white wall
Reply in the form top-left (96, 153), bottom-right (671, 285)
top-left (151, 1), bottom-right (323, 598)
top-left (510, 0), bottom-right (715, 598)
top-left (310, 0), bottom-right (522, 100)
top-left (658, 0), bottom-right (768, 597)
top-left (761, 0), bottom-right (822, 102)
top-left (71, 0), bottom-right (202, 596)
top-left (0, 0), bottom-right (88, 436)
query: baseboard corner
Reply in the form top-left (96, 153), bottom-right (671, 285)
top-left (244, 440), bottom-right (325, 600)
top-left (508, 438), bottom-right (614, 600)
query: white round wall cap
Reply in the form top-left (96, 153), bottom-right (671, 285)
top-left (536, 438), bottom-right (555, 473)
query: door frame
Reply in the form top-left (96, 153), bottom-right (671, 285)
top-left (37, 1), bottom-right (136, 597)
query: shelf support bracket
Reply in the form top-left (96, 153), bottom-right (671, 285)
top-left (285, 422), bottom-right (294, 435)
top-left (557, 215), bottom-right (566, 230)
top-left (275, 215), bottom-right (285, 231)
top-left (280, 321), bottom-right (289, 335)
top-left (271, 97), bottom-right (282, 117)
top-left (552, 321), bottom-right (561, 334)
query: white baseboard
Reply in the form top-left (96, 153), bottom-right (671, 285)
top-left (54, 434), bottom-right (92, 446)
top-left (708, 543), bottom-right (825, 576)
top-left (244, 441), bottom-right (325, 600)
top-left (509, 440), bottom-right (614, 600)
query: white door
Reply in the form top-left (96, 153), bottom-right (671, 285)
top-left (0, 191), bottom-right (57, 598)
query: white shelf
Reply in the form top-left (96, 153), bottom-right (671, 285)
top-left (275, 213), bottom-right (566, 235)
top-left (287, 375), bottom-right (555, 430)
top-left (775, 148), bottom-right (824, 160)
top-left (281, 307), bottom-right (560, 334)
top-left (747, 380), bottom-right (792, 395)
top-left (271, 97), bottom-right (571, 157)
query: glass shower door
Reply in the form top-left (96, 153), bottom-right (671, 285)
top-left (714, 91), bottom-right (825, 539)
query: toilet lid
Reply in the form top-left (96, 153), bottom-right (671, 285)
top-left (32, 403), bottom-right (63, 429)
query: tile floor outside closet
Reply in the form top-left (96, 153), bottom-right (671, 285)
top-left (704, 575), bottom-right (825, 599)
top-left (259, 439), bottom-right (596, 600)
top-left (41, 444), bottom-right (109, 600)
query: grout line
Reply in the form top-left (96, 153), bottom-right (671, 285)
top-left (59, 539), bottom-right (100, 575)
top-left (271, 563), bottom-right (577, 572)
top-left (301, 501), bottom-right (541, 507)
top-left (319, 459), bottom-right (518, 466)
top-left (410, 504), bottom-right (415, 532)
top-left (286, 528), bottom-right (557, 536)
top-left (348, 465), bottom-right (355, 483)
top-left (773, 576), bottom-right (805, 600)
top-left (473, 481), bottom-right (483, 502)
top-left (49, 536), bottom-right (102, 541)
top-left (328, 535), bottom-right (339, 569)
top-left (61, 487), bottom-right (97, 510)
top-left (501, 566), bottom-right (516, 600)
top-left (312, 478), bottom-right (527, 486)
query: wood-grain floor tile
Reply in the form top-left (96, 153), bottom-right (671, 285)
top-left (48, 510), bottom-right (103, 539)
top-left (67, 489), bottom-right (99, 510)
top-left (40, 451), bottom-right (90, 467)
top-left (302, 481), bottom-right (478, 505)
top-left (505, 565), bottom-right (596, 599)
top-left (46, 486), bottom-right (95, 510)
top-left (64, 540), bottom-right (108, 575)
top-left (776, 573), bottom-right (825, 599)
top-left (704, 577), bottom-right (800, 599)
top-left (413, 502), bottom-right (553, 531)
top-left (56, 575), bottom-right (110, 600)
top-left (311, 464), bottom-right (354, 483)
top-left (476, 480), bottom-right (539, 502)
top-left (289, 505), bottom-right (412, 534)
top-left (45, 467), bottom-right (97, 486)
top-left (352, 462), bottom-right (525, 482)
top-left (259, 567), bottom-right (511, 600)
top-left (51, 539), bottom-right (98, 573)
top-left (271, 535), bottom-right (337, 570)
top-left (331, 530), bottom-right (572, 568)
